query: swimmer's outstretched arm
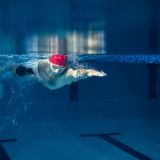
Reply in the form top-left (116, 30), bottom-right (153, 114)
top-left (59, 68), bottom-right (107, 85)
top-left (55, 68), bottom-right (107, 89)
top-left (66, 68), bottom-right (107, 82)
top-left (41, 68), bottom-right (107, 90)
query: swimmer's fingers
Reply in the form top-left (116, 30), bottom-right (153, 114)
top-left (97, 71), bottom-right (107, 77)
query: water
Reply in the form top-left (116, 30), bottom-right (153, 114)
top-left (78, 54), bottom-right (160, 64)
top-left (0, 54), bottom-right (47, 66)
top-left (0, 53), bottom-right (160, 160)
top-left (1, 54), bottom-right (160, 66)
top-left (0, 0), bottom-right (160, 158)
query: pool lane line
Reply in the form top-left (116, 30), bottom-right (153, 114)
top-left (0, 139), bottom-right (17, 160)
top-left (81, 133), bottom-right (152, 160)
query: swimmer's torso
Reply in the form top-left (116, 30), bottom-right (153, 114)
top-left (34, 59), bottom-right (67, 89)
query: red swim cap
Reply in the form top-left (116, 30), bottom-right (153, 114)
top-left (49, 54), bottom-right (68, 67)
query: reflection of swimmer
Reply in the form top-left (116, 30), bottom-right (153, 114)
top-left (0, 54), bottom-right (106, 90)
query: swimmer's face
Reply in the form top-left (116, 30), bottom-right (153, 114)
top-left (50, 63), bottom-right (66, 76)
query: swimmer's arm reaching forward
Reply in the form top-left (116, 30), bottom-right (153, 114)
top-left (66, 68), bottom-right (107, 82)
top-left (48, 68), bottom-right (106, 90)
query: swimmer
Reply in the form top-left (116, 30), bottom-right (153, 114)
top-left (0, 54), bottom-right (106, 90)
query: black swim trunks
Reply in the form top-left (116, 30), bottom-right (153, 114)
top-left (16, 65), bottom-right (34, 76)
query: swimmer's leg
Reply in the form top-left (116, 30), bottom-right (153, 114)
top-left (0, 64), bottom-right (34, 77)
top-left (0, 64), bottom-right (19, 80)
top-left (0, 64), bottom-right (16, 75)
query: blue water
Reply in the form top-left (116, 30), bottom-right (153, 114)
top-left (0, 53), bottom-right (160, 160)
top-left (0, 54), bottom-right (160, 66)
top-left (78, 54), bottom-right (160, 64)
top-left (0, 0), bottom-right (160, 158)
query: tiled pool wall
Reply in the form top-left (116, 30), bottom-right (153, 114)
top-left (0, 99), bottom-right (160, 123)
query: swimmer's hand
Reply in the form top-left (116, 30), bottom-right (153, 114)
top-left (87, 70), bottom-right (107, 77)
top-left (66, 68), bottom-right (107, 83)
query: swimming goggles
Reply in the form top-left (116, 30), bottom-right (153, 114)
top-left (49, 63), bottom-right (66, 75)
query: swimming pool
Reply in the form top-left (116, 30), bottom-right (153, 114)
top-left (0, 53), bottom-right (160, 160)
top-left (0, 0), bottom-right (160, 159)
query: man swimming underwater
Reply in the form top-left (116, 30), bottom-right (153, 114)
top-left (0, 54), bottom-right (106, 90)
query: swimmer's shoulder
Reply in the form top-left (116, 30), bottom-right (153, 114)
top-left (65, 68), bottom-right (75, 76)
top-left (38, 59), bottom-right (49, 65)
top-left (36, 59), bottom-right (50, 71)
